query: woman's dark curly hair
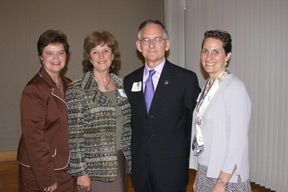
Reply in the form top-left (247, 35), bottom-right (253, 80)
top-left (202, 30), bottom-right (232, 55)
top-left (82, 31), bottom-right (121, 74)
top-left (37, 29), bottom-right (69, 57)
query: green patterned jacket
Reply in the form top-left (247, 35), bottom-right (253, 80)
top-left (66, 71), bottom-right (131, 182)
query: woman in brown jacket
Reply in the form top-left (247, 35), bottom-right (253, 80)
top-left (17, 30), bottom-right (74, 192)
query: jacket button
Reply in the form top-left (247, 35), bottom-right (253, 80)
top-left (145, 153), bottom-right (150, 157)
top-left (150, 134), bottom-right (155, 138)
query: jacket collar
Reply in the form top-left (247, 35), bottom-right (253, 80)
top-left (81, 71), bottom-right (127, 106)
top-left (147, 60), bottom-right (175, 113)
top-left (38, 67), bottom-right (70, 89)
top-left (38, 67), bottom-right (68, 102)
top-left (80, 71), bottom-right (123, 90)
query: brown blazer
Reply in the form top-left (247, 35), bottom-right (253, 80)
top-left (17, 67), bottom-right (72, 189)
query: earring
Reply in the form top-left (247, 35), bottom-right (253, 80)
top-left (225, 62), bottom-right (228, 66)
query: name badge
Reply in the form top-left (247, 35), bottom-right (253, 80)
top-left (118, 89), bottom-right (127, 98)
top-left (131, 81), bottom-right (142, 92)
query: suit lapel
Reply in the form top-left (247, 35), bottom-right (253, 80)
top-left (150, 62), bottom-right (174, 110)
top-left (131, 67), bottom-right (146, 111)
top-left (39, 67), bottom-right (67, 105)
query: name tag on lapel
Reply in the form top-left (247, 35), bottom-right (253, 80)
top-left (118, 89), bottom-right (127, 98)
top-left (131, 81), bottom-right (142, 92)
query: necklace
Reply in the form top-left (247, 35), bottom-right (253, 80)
top-left (57, 82), bottom-right (62, 89)
top-left (93, 73), bottom-right (111, 91)
top-left (55, 79), bottom-right (62, 89)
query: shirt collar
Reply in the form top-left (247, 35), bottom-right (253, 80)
top-left (144, 59), bottom-right (166, 80)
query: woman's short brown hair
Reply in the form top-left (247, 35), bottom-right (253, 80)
top-left (202, 30), bottom-right (232, 55)
top-left (82, 31), bottom-right (121, 74)
top-left (37, 29), bottom-right (69, 57)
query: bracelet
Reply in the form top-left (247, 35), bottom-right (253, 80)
top-left (217, 178), bottom-right (228, 185)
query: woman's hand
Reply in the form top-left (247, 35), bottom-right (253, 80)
top-left (193, 171), bottom-right (198, 192)
top-left (211, 165), bottom-right (237, 192)
top-left (192, 180), bottom-right (196, 192)
top-left (43, 182), bottom-right (57, 192)
top-left (77, 175), bottom-right (91, 191)
top-left (212, 182), bottom-right (226, 192)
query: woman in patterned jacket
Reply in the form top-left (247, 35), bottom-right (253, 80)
top-left (66, 31), bottom-right (131, 192)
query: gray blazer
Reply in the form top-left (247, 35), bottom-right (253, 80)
top-left (189, 74), bottom-right (251, 182)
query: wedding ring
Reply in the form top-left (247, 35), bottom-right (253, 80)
top-left (80, 186), bottom-right (84, 189)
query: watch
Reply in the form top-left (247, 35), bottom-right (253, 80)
top-left (217, 178), bottom-right (228, 185)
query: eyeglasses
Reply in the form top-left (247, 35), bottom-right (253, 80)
top-left (139, 37), bottom-right (167, 46)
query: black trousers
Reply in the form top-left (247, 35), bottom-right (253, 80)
top-left (135, 171), bottom-right (186, 192)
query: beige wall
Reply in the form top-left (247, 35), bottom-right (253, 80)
top-left (0, 0), bottom-right (164, 152)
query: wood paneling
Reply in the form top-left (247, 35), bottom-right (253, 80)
top-left (0, 151), bottom-right (17, 163)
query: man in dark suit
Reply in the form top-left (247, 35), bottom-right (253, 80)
top-left (124, 19), bottom-right (200, 192)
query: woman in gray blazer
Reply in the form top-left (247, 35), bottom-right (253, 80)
top-left (189, 30), bottom-right (251, 192)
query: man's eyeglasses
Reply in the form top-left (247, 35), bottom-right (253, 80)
top-left (139, 37), bottom-right (167, 46)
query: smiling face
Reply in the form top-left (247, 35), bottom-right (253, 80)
top-left (201, 37), bottom-right (231, 80)
top-left (40, 43), bottom-right (66, 77)
top-left (90, 44), bottom-right (114, 73)
top-left (136, 24), bottom-right (170, 68)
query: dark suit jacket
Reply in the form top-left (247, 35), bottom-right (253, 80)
top-left (124, 60), bottom-right (200, 191)
top-left (17, 67), bottom-right (72, 189)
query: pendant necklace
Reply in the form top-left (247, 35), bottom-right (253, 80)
top-left (55, 79), bottom-right (62, 89)
top-left (57, 82), bottom-right (62, 89)
top-left (93, 73), bottom-right (111, 91)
